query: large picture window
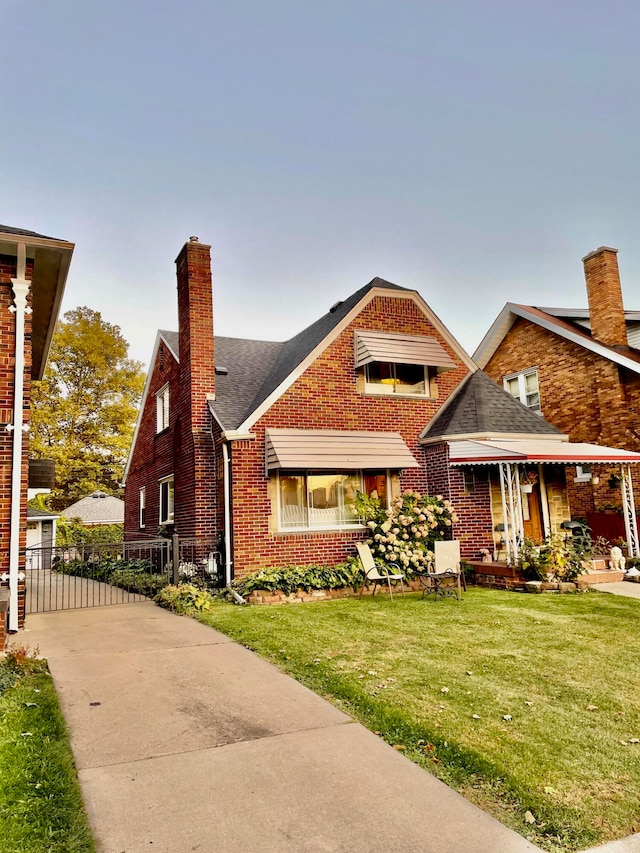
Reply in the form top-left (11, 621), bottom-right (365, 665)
top-left (365, 362), bottom-right (428, 396)
top-left (278, 470), bottom-right (388, 531)
top-left (159, 475), bottom-right (174, 524)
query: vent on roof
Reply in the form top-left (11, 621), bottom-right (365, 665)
top-left (329, 301), bottom-right (343, 314)
top-left (215, 366), bottom-right (228, 375)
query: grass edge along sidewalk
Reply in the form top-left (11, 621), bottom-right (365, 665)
top-left (0, 646), bottom-right (94, 853)
top-left (184, 588), bottom-right (640, 853)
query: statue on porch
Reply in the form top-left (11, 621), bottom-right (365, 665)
top-left (609, 546), bottom-right (626, 572)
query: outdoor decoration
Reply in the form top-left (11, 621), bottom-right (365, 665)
top-left (609, 546), bottom-right (626, 572)
top-left (520, 469), bottom-right (538, 494)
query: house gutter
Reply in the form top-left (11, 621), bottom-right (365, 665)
top-left (222, 441), bottom-right (232, 585)
top-left (8, 244), bottom-right (31, 631)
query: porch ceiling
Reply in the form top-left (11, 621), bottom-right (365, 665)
top-left (448, 438), bottom-right (640, 465)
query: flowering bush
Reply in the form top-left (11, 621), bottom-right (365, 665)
top-left (354, 490), bottom-right (458, 574)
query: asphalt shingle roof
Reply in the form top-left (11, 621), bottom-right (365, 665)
top-left (166, 277), bottom-right (413, 431)
top-left (422, 370), bottom-right (562, 440)
top-left (0, 224), bottom-right (66, 241)
top-left (62, 491), bottom-right (124, 525)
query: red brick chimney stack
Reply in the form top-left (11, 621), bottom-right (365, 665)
top-left (582, 246), bottom-right (628, 349)
top-left (176, 236), bottom-right (215, 427)
top-left (174, 237), bottom-right (216, 539)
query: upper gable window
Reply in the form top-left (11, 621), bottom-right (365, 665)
top-left (156, 384), bottom-right (170, 432)
top-left (504, 369), bottom-right (540, 412)
top-left (365, 362), bottom-right (428, 396)
top-left (354, 330), bottom-right (455, 399)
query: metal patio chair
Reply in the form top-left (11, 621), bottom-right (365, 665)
top-left (356, 541), bottom-right (405, 600)
top-left (419, 540), bottom-right (464, 600)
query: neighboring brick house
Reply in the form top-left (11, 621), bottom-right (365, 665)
top-left (474, 246), bottom-right (640, 545)
top-left (124, 238), bottom-right (640, 580)
top-left (0, 225), bottom-right (74, 642)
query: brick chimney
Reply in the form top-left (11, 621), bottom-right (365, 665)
top-left (176, 236), bottom-right (215, 429)
top-left (582, 246), bottom-right (628, 348)
top-left (174, 237), bottom-right (216, 539)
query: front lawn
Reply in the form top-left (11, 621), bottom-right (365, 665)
top-left (196, 588), bottom-right (640, 852)
top-left (0, 648), bottom-right (94, 853)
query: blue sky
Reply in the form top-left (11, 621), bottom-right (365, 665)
top-left (3, 0), bottom-right (640, 366)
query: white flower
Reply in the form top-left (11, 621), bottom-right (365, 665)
top-left (367, 521), bottom-right (376, 529)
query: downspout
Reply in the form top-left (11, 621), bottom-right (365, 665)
top-left (8, 244), bottom-right (31, 632)
top-left (222, 441), bottom-right (232, 585)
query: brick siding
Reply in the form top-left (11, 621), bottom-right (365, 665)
top-left (483, 316), bottom-right (640, 518)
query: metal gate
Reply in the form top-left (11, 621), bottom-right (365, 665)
top-left (24, 539), bottom-right (171, 614)
top-left (25, 535), bottom-right (224, 614)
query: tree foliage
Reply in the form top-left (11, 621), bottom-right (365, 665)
top-left (30, 307), bottom-right (145, 508)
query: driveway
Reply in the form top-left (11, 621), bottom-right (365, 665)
top-left (20, 601), bottom-right (542, 853)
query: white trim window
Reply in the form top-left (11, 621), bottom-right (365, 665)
top-left (277, 470), bottom-right (389, 531)
top-left (139, 487), bottom-right (146, 529)
top-left (364, 362), bottom-right (430, 396)
top-left (159, 475), bottom-right (174, 525)
top-left (156, 384), bottom-right (170, 432)
top-left (504, 369), bottom-right (540, 412)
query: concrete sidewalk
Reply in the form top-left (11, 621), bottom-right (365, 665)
top-left (22, 602), bottom-right (541, 853)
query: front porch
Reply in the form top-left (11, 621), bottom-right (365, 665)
top-left (448, 437), bottom-right (640, 578)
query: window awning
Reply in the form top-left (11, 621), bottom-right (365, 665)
top-left (265, 428), bottom-right (420, 472)
top-left (448, 438), bottom-right (640, 465)
top-left (354, 330), bottom-right (456, 371)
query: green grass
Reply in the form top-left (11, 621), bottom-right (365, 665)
top-left (195, 588), bottom-right (640, 852)
top-left (0, 650), bottom-right (94, 853)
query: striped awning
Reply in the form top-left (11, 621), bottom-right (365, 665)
top-left (448, 438), bottom-right (640, 465)
top-left (354, 330), bottom-right (456, 371)
top-left (265, 428), bottom-right (420, 472)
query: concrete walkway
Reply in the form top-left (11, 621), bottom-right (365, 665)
top-left (593, 581), bottom-right (640, 599)
top-left (20, 601), bottom-right (542, 853)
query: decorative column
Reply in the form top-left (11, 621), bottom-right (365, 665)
top-left (499, 462), bottom-right (523, 565)
top-left (8, 243), bottom-right (31, 631)
top-left (621, 465), bottom-right (639, 558)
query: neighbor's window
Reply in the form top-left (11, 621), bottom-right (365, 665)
top-left (278, 470), bottom-right (388, 530)
top-left (139, 487), bottom-right (146, 528)
top-left (159, 475), bottom-right (174, 524)
top-left (156, 384), bottom-right (170, 432)
top-left (365, 362), bottom-right (428, 396)
top-left (504, 369), bottom-right (540, 412)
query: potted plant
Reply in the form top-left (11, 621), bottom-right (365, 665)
top-left (608, 470), bottom-right (622, 489)
top-left (520, 470), bottom-right (538, 494)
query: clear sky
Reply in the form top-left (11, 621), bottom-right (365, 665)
top-left (3, 0), bottom-right (640, 367)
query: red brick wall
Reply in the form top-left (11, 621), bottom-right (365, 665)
top-left (230, 293), bottom-right (470, 576)
top-left (424, 443), bottom-right (495, 561)
top-left (0, 253), bottom-right (33, 628)
top-left (124, 342), bottom-right (182, 537)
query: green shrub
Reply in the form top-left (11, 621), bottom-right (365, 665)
top-left (155, 584), bottom-right (214, 614)
top-left (232, 561), bottom-right (365, 597)
top-left (109, 569), bottom-right (168, 596)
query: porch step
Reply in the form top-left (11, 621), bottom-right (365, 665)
top-left (577, 570), bottom-right (625, 588)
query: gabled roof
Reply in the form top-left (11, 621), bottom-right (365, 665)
top-left (420, 370), bottom-right (562, 442)
top-left (474, 303), bottom-right (640, 374)
top-left (0, 224), bottom-right (65, 241)
top-left (61, 491), bottom-right (124, 525)
top-left (125, 276), bottom-right (476, 481)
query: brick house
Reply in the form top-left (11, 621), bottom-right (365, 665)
top-left (0, 225), bottom-right (74, 641)
top-left (124, 237), bottom-right (485, 580)
top-left (474, 246), bottom-right (640, 550)
top-left (124, 239), bottom-right (640, 580)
